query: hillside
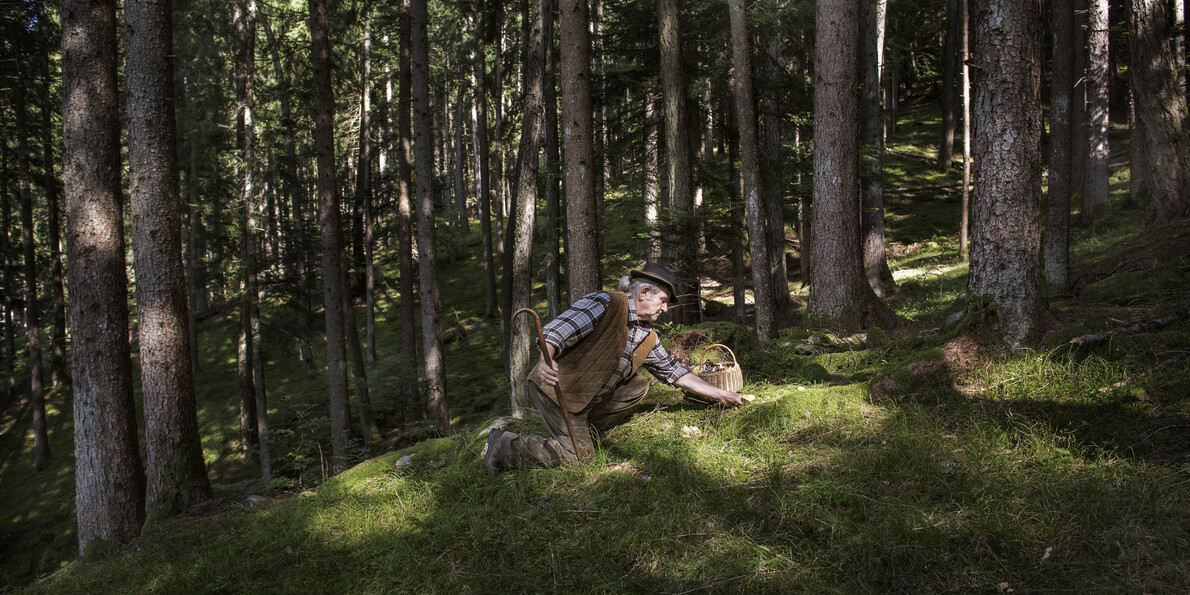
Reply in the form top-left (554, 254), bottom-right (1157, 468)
top-left (4, 114), bottom-right (1190, 593)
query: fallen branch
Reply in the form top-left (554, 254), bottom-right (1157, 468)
top-left (1098, 351), bottom-right (1190, 393)
top-left (1070, 310), bottom-right (1189, 347)
top-left (885, 182), bottom-right (967, 195)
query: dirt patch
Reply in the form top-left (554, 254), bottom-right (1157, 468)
top-left (669, 329), bottom-right (710, 361)
top-left (941, 334), bottom-right (988, 377)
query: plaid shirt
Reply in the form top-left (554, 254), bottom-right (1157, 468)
top-left (542, 291), bottom-right (691, 396)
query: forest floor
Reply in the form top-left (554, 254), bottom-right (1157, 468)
top-left (4, 111), bottom-right (1190, 592)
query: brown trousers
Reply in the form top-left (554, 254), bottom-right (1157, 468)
top-left (491, 373), bottom-right (651, 470)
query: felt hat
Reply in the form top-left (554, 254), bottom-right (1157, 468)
top-left (629, 262), bottom-right (677, 301)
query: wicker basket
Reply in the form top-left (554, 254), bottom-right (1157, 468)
top-left (696, 344), bottom-right (743, 392)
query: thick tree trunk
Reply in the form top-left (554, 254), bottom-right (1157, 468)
top-left (726, 95), bottom-right (748, 326)
top-left (560, 0), bottom-right (601, 302)
top-left (126, 0), bottom-right (212, 518)
top-left (310, 0), bottom-right (353, 470)
top-left (1130, 0), bottom-right (1190, 224)
top-left (728, 0), bottom-right (775, 340)
top-left (861, 0), bottom-right (894, 298)
top-left (508, 0), bottom-right (545, 415)
top-left (1083, 0), bottom-right (1111, 224)
top-left (807, 0), bottom-right (896, 331)
top-left (15, 76), bottom-right (50, 470)
top-left (398, 0), bottom-right (419, 426)
top-left (1046, 0), bottom-right (1075, 293)
top-left (969, 0), bottom-right (1045, 348)
top-left (62, 0), bottom-right (147, 553)
top-left (412, 0), bottom-right (450, 431)
top-left (658, 0), bottom-right (699, 323)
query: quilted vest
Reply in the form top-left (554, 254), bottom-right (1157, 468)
top-left (526, 292), bottom-right (658, 413)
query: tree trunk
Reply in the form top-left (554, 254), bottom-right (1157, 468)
top-left (728, 0), bottom-right (775, 340)
top-left (185, 138), bottom-right (201, 377)
top-left (861, 0), bottom-right (895, 298)
top-left (1, 151), bottom-right (13, 404)
top-left (1083, 0), bottom-right (1111, 224)
top-left (342, 252), bottom-right (376, 444)
top-left (938, 0), bottom-right (959, 168)
top-left (126, 0), bottom-right (212, 518)
top-left (807, 0), bottom-right (896, 331)
top-left (454, 85), bottom-right (468, 232)
top-left (398, 0), bottom-right (419, 426)
top-left (359, 3), bottom-right (377, 363)
top-left (543, 0), bottom-right (562, 319)
top-left (62, 0), bottom-right (147, 553)
top-left (726, 94), bottom-right (748, 326)
top-left (471, 10), bottom-right (498, 320)
top-left (234, 0), bottom-right (266, 473)
top-left (960, 0), bottom-right (971, 260)
top-left (1071, 0), bottom-right (1088, 188)
top-left (658, 0), bottom-right (699, 323)
top-left (310, 0), bottom-right (353, 470)
top-left (15, 70), bottom-right (50, 470)
top-left (643, 89), bottom-right (661, 262)
top-left (1130, 0), bottom-right (1190, 224)
top-left (1046, 0), bottom-right (1074, 293)
top-left (412, 0), bottom-right (450, 431)
top-left (40, 48), bottom-right (68, 390)
top-left (761, 23), bottom-right (790, 310)
top-left (969, 0), bottom-right (1045, 348)
top-left (560, 0), bottom-right (601, 302)
top-left (508, 0), bottom-right (546, 416)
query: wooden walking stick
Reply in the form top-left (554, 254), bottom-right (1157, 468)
top-left (513, 307), bottom-right (584, 461)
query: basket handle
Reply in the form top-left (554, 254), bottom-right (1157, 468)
top-left (698, 343), bottom-right (738, 367)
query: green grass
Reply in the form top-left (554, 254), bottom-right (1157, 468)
top-left (6, 111), bottom-right (1190, 593)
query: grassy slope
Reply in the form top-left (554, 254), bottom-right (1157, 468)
top-left (6, 109), bottom-right (1190, 593)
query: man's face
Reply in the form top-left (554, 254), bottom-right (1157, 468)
top-left (634, 286), bottom-right (669, 322)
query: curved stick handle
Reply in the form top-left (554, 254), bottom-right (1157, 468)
top-left (513, 307), bottom-right (553, 367)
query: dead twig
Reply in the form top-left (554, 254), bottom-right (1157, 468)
top-left (1071, 310), bottom-right (1189, 347)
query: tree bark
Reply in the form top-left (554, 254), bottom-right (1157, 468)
top-left (543, 0), bottom-right (562, 319)
top-left (310, 0), bottom-right (353, 470)
top-left (508, 0), bottom-right (546, 415)
top-left (807, 0), bottom-right (896, 331)
top-left (938, 0), bottom-right (959, 168)
top-left (62, 0), bottom-right (147, 553)
top-left (412, 0), bottom-right (450, 431)
top-left (969, 0), bottom-right (1045, 348)
top-left (728, 0), bottom-right (775, 340)
top-left (861, 0), bottom-right (894, 298)
top-left (1046, 0), bottom-right (1074, 293)
top-left (1130, 0), bottom-right (1190, 224)
top-left (1083, 0), bottom-right (1111, 224)
top-left (398, 0), bottom-right (419, 426)
top-left (959, 0), bottom-right (971, 260)
top-left (126, 0), bottom-right (212, 516)
top-left (2, 138), bottom-right (16, 403)
top-left (643, 89), bottom-right (661, 262)
top-left (560, 0), bottom-right (601, 302)
top-left (342, 252), bottom-right (376, 444)
top-left (658, 0), bottom-right (699, 323)
top-left (761, 19), bottom-right (790, 311)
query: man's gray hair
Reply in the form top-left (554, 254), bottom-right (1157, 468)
top-left (618, 274), bottom-right (665, 299)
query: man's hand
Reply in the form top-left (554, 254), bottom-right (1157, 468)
top-left (673, 372), bottom-right (752, 408)
top-left (534, 346), bottom-right (560, 386)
